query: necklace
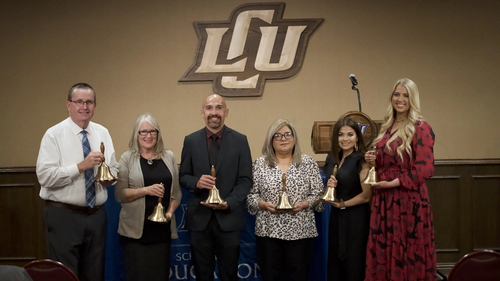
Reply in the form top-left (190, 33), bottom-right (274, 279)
top-left (394, 118), bottom-right (406, 123)
top-left (141, 154), bottom-right (155, 165)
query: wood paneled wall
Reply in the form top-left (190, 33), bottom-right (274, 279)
top-left (0, 167), bottom-right (46, 267)
top-left (428, 159), bottom-right (500, 270)
top-left (1, 160), bottom-right (499, 270)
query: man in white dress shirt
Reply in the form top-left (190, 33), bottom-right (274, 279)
top-left (36, 83), bottom-right (118, 281)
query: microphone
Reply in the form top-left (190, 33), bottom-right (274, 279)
top-left (349, 74), bottom-right (358, 86)
top-left (349, 74), bottom-right (362, 112)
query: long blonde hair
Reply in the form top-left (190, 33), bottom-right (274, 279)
top-left (374, 78), bottom-right (424, 161)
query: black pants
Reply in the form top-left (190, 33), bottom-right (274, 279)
top-left (256, 236), bottom-right (314, 281)
top-left (189, 214), bottom-right (241, 281)
top-left (45, 204), bottom-right (107, 281)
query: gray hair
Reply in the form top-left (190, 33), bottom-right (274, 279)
top-left (262, 119), bottom-right (302, 168)
top-left (128, 114), bottom-right (165, 157)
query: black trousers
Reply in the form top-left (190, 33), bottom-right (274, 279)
top-left (45, 204), bottom-right (107, 281)
top-left (256, 236), bottom-right (314, 281)
top-left (189, 214), bottom-right (241, 281)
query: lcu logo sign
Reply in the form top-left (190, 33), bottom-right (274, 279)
top-left (179, 3), bottom-right (323, 97)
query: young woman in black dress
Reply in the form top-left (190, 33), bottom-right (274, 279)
top-left (322, 116), bottom-right (372, 281)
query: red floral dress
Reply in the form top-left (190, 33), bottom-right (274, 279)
top-left (365, 120), bottom-right (437, 281)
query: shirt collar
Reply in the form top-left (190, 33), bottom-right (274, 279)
top-left (67, 117), bottom-right (93, 136)
top-left (205, 126), bottom-right (224, 139)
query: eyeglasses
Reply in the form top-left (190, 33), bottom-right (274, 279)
top-left (69, 100), bottom-right (95, 107)
top-left (138, 130), bottom-right (158, 136)
top-left (273, 132), bottom-right (293, 141)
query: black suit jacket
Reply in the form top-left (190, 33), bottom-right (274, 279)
top-left (179, 126), bottom-right (253, 232)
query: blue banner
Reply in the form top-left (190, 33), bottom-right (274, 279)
top-left (169, 192), bottom-right (261, 280)
top-left (105, 172), bottom-right (330, 281)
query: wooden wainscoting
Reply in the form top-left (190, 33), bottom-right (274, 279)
top-left (428, 159), bottom-right (500, 271)
top-left (1, 160), bottom-right (499, 271)
top-left (0, 167), bottom-right (46, 267)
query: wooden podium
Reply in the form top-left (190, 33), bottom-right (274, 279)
top-left (311, 111), bottom-right (383, 154)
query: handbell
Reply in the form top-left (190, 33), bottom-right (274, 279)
top-left (204, 186), bottom-right (225, 204)
top-left (148, 197), bottom-right (168, 223)
top-left (362, 148), bottom-right (378, 185)
top-left (362, 166), bottom-right (378, 185)
top-left (321, 165), bottom-right (338, 201)
top-left (203, 165), bottom-right (225, 204)
top-left (94, 142), bottom-right (116, 181)
top-left (276, 174), bottom-right (293, 210)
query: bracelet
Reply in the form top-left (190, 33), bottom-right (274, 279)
top-left (340, 199), bottom-right (346, 210)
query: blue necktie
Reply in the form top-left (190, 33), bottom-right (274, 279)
top-left (81, 130), bottom-right (96, 208)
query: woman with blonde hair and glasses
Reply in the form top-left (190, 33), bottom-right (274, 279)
top-left (247, 119), bottom-right (324, 281)
top-left (364, 78), bottom-right (437, 280)
top-left (115, 114), bottom-right (182, 281)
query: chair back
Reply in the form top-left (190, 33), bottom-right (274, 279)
top-left (23, 259), bottom-right (79, 281)
top-left (448, 250), bottom-right (500, 281)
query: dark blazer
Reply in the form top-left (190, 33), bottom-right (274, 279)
top-left (179, 126), bottom-right (253, 232)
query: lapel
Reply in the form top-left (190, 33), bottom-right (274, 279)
top-left (215, 126), bottom-right (231, 174)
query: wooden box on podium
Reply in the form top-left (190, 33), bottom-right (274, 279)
top-left (311, 111), bottom-right (383, 154)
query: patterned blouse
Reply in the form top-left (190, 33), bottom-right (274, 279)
top-left (247, 154), bottom-right (325, 240)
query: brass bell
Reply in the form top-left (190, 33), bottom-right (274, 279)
top-left (362, 166), bottom-right (378, 185)
top-left (148, 196), bottom-right (169, 223)
top-left (362, 148), bottom-right (378, 185)
top-left (321, 165), bottom-right (338, 201)
top-left (276, 174), bottom-right (293, 210)
top-left (94, 142), bottom-right (116, 181)
top-left (203, 166), bottom-right (225, 204)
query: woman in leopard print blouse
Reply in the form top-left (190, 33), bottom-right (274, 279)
top-left (247, 119), bottom-right (324, 281)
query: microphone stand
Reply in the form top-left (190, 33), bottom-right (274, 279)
top-left (351, 84), bottom-right (362, 112)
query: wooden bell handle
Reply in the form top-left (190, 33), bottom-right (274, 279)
top-left (282, 174), bottom-right (286, 192)
top-left (211, 165), bottom-right (216, 177)
top-left (333, 165), bottom-right (338, 177)
top-left (367, 147), bottom-right (377, 167)
top-left (158, 182), bottom-right (163, 202)
top-left (100, 142), bottom-right (106, 162)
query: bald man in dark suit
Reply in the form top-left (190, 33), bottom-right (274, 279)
top-left (179, 94), bottom-right (252, 281)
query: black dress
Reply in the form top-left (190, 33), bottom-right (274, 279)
top-left (323, 152), bottom-right (370, 281)
top-left (120, 157), bottom-right (172, 281)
